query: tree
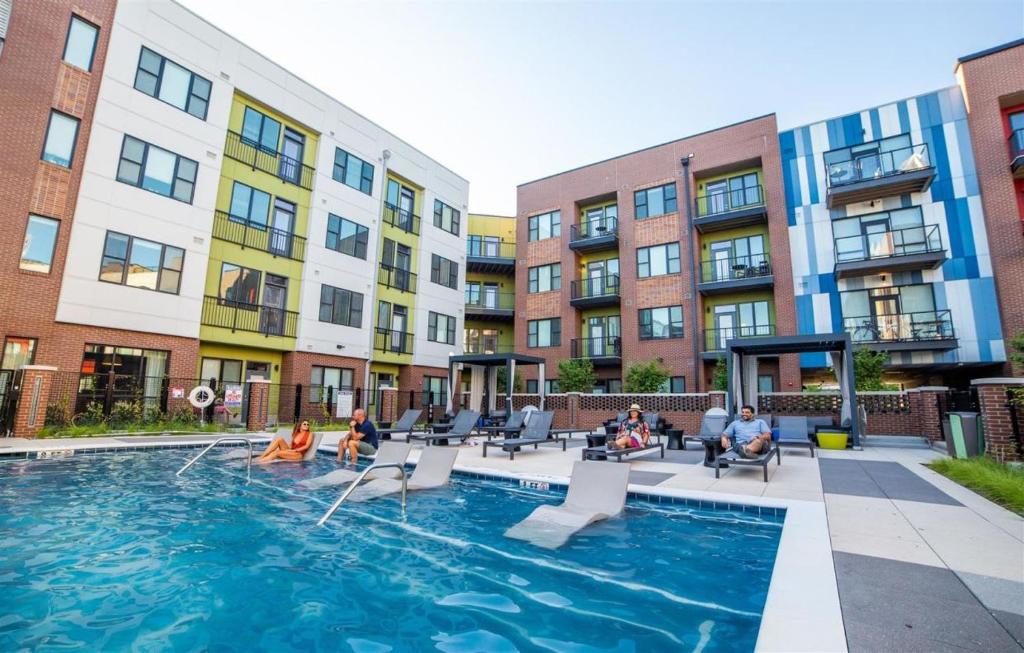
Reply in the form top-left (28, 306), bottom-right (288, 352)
top-left (711, 358), bottom-right (728, 392)
top-left (852, 348), bottom-right (889, 391)
top-left (557, 358), bottom-right (597, 393)
top-left (496, 367), bottom-right (523, 394)
top-left (1009, 331), bottom-right (1024, 368)
top-left (624, 360), bottom-right (671, 393)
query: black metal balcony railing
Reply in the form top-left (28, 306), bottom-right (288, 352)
top-left (844, 310), bottom-right (955, 344)
top-left (212, 210), bottom-right (307, 261)
top-left (201, 295), bottom-right (298, 338)
top-left (571, 336), bottom-right (622, 359)
top-left (570, 274), bottom-right (620, 300)
top-left (377, 264), bottom-right (417, 293)
top-left (374, 327), bottom-right (413, 355)
top-left (464, 342), bottom-right (513, 354)
top-left (465, 291), bottom-right (515, 311)
top-left (704, 324), bottom-right (776, 351)
top-left (699, 254), bottom-right (772, 283)
top-left (695, 185), bottom-right (764, 218)
top-left (570, 217), bottom-right (619, 242)
top-left (1009, 129), bottom-right (1024, 163)
top-left (834, 225), bottom-right (943, 263)
top-left (825, 144), bottom-right (931, 189)
top-left (466, 240), bottom-right (516, 259)
top-left (382, 202), bottom-right (420, 235)
top-left (223, 131), bottom-right (315, 191)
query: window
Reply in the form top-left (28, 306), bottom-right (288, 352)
top-left (326, 214), bottom-right (368, 259)
top-left (20, 215), bottom-right (59, 273)
top-left (527, 263), bottom-right (561, 293)
top-left (527, 318), bottom-right (560, 347)
top-left (2, 337), bottom-right (37, 369)
top-left (634, 183), bottom-right (677, 219)
top-left (657, 377), bottom-right (686, 393)
top-left (79, 345), bottom-right (169, 408)
top-left (637, 242), bottom-right (681, 278)
top-left (99, 231), bottom-right (183, 294)
top-left (428, 311), bottom-right (456, 345)
top-left (199, 358), bottom-right (242, 384)
top-left (757, 375), bottom-right (775, 393)
top-left (332, 147), bottom-right (374, 195)
top-left (310, 366), bottom-right (354, 403)
top-left (42, 111), bottom-right (80, 168)
top-left (465, 328), bottom-right (500, 354)
top-left (241, 106), bottom-right (281, 152)
top-left (433, 199), bottom-right (460, 236)
top-left (116, 135), bottom-right (197, 203)
top-left (134, 47), bottom-right (212, 119)
top-left (63, 16), bottom-right (98, 71)
top-left (526, 379), bottom-right (560, 394)
top-left (832, 207), bottom-right (933, 263)
top-left (639, 306), bottom-right (684, 339)
top-left (219, 263), bottom-right (260, 305)
top-left (592, 379), bottom-right (622, 394)
top-left (468, 235), bottom-right (501, 257)
top-left (318, 284), bottom-right (364, 328)
top-left (422, 376), bottom-right (447, 406)
top-left (528, 210), bottom-right (560, 241)
top-left (430, 254), bottom-right (459, 290)
top-left (227, 181), bottom-right (270, 228)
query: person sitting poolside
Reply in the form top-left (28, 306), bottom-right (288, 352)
top-left (612, 403), bottom-right (650, 450)
top-left (720, 405), bottom-right (772, 458)
top-left (338, 408), bottom-right (378, 464)
top-left (256, 420), bottom-right (313, 463)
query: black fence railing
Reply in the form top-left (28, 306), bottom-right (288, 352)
top-left (825, 143), bottom-right (930, 189)
top-left (377, 264), bottom-right (417, 293)
top-left (201, 295), bottom-right (299, 338)
top-left (223, 130), bottom-right (315, 190)
top-left (465, 291), bottom-right (515, 311)
top-left (467, 240), bottom-right (516, 259)
top-left (834, 224), bottom-right (943, 263)
top-left (1009, 129), bottom-right (1024, 163)
top-left (571, 336), bottom-right (622, 359)
top-left (695, 185), bottom-right (764, 218)
top-left (704, 324), bottom-right (776, 351)
top-left (570, 216), bottom-right (618, 242)
top-left (844, 310), bottom-right (955, 344)
top-left (272, 384), bottom-right (372, 425)
top-left (374, 327), bottom-right (413, 355)
top-left (382, 202), bottom-right (420, 235)
top-left (699, 253), bottom-right (772, 283)
top-left (45, 373), bottom-right (211, 425)
top-left (570, 274), bottom-right (620, 299)
top-left (212, 210), bottom-right (307, 261)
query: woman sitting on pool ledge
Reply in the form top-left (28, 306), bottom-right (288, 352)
top-left (256, 421), bottom-right (313, 463)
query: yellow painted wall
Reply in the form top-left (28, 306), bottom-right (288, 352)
top-left (578, 199), bottom-right (617, 219)
top-left (695, 166), bottom-right (764, 199)
top-left (464, 320), bottom-right (514, 349)
top-left (467, 213), bottom-right (515, 241)
top-left (699, 225), bottom-right (770, 255)
top-left (703, 291), bottom-right (776, 329)
top-left (197, 342), bottom-right (283, 383)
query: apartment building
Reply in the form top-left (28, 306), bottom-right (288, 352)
top-left (464, 214), bottom-right (516, 354)
top-left (0, 0), bottom-right (467, 423)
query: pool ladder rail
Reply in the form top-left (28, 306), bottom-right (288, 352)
top-left (317, 463), bottom-right (408, 527)
top-left (176, 437), bottom-right (254, 483)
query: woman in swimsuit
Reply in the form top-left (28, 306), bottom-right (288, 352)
top-left (613, 403), bottom-right (650, 450)
top-left (256, 420), bottom-right (313, 463)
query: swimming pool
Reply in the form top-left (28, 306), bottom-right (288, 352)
top-left (0, 448), bottom-right (783, 652)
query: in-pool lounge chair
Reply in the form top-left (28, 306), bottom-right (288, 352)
top-left (473, 410), bottom-right (526, 440)
top-left (505, 460), bottom-right (631, 549)
top-left (409, 410), bottom-right (480, 446)
top-left (376, 409), bottom-right (423, 441)
top-left (348, 446), bottom-right (459, 502)
top-left (482, 411), bottom-right (561, 460)
top-left (299, 441), bottom-right (413, 489)
top-left (777, 416), bottom-right (815, 457)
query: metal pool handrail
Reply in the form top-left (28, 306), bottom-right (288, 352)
top-left (317, 463), bottom-right (408, 526)
top-left (176, 437), bottom-right (254, 483)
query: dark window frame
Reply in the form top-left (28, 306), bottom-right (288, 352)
top-left (326, 214), bottom-right (369, 260)
top-left (133, 46), bottom-right (212, 120)
top-left (41, 110), bottom-right (80, 169)
top-left (20, 214), bottom-right (60, 274)
top-left (318, 284), bottom-right (364, 328)
top-left (62, 14), bottom-right (99, 72)
top-left (332, 147), bottom-right (374, 195)
top-left (241, 106), bottom-right (282, 153)
top-left (430, 254), bottom-right (459, 290)
top-left (634, 183), bottom-right (678, 219)
top-left (638, 305), bottom-right (684, 340)
top-left (115, 134), bottom-right (198, 204)
top-left (432, 199), bottom-right (461, 237)
top-left (1, 336), bottom-right (38, 369)
top-left (527, 210), bottom-right (561, 241)
top-left (428, 311), bottom-right (457, 345)
top-left (527, 263), bottom-right (561, 293)
top-left (527, 317), bottom-right (561, 348)
top-left (98, 230), bottom-right (184, 295)
top-left (636, 242), bottom-right (681, 278)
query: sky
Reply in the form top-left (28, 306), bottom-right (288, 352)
top-left (177, 0), bottom-right (1023, 216)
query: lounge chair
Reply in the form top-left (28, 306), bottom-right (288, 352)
top-left (376, 409), bottom-right (423, 441)
top-left (642, 412), bottom-right (666, 443)
top-left (777, 416), bottom-right (814, 457)
top-left (299, 441), bottom-right (413, 489)
top-left (408, 410), bottom-right (480, 446)
top-left (682, 409), bottom-right (729, 450)
top-left (474, 410), bottom-right (526, 441)
top-left (505, 460), bottom-right (631, 549)
top-left (481, 411), bottom-right (561, 460)
top-left (348, 446), bottom-right (459, 502)
top-left (714, 438), bottom-right (780, 482)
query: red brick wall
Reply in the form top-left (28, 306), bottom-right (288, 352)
top-left (976, 381), bottom-right (1023, 462)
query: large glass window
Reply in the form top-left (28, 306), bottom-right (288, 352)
top-left (422, 376), bottom-right (447, 406)
top-left (200, 357), bottom-right (242, 384)
top-left (228, 181), bottom-right (271, 228)
top-left (20, 215), bottom-right (59, 274)
top-left (99, 231), bottom-right (183, 294)
top-left (42, 111), bottom-right (80, 168)
top-left (467, 235), bottom-right (501, 257)
top-left (332, 148), bottom-right (374, 195)
top-left (639, 306), bottom-right (684, 339)
top-left (634, 183), bottom-right (677, 219)
top-left (526, 379), bottom-right (560, 394)
top-left (116, 135), bottom-right (197, 203)
top-left (464, 328), bottom-right (500, 354)
top-left (2, 337), bottom-right (37, 369)
top-left (219, 263), bottom-right (261, 305)
top-left (433, 200), bottom-right (460, 236)
top-left (527, 318), bottom-right (561, 347)
top-left (63, 16), bottom-right (98, 71)
top-left (527, 263), bottom-right (561, 293)
top-left (637, 242), bottom-right (681, 278)
top-left (326, 214), bottom-right (369, 259)
top-left (428, 311), bottom-right (456, 345)
top-left (430, 254), bottom-right (459, 289)
top-left (318, 284), bottom-right (363, 328)
top-left (241, 106), bottom-right (281, 153)
top-left (134, 47), bottom-right (212, 119)
top-left (310, 366), bottom-right (354, 403)
top-left (528, 210), bottom-right (560, 241)
top-left (832, 206), bottom-right (934, 262)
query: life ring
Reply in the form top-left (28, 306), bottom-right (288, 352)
top-left (188, 385), bottom-right (216, 409)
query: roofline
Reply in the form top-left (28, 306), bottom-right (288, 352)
top-left (517, 113), bottom-right (777, 187)
top-left (779, 84), bottom-right (961, 134)
top-left (956, 38), bottom-right (1024, 67)
top-left (168, 0), bottom-right (470, 184)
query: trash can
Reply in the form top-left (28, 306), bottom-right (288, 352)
top-left (942, 418), bottom-right (956, 457)
top-left (948, 412), bottom-right (981, 458)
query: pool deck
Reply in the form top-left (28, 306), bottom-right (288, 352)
top-left (4, 431), bottom-right (1022, 653)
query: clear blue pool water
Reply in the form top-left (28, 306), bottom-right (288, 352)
top-left (0, 448), bottom-right (782, 652)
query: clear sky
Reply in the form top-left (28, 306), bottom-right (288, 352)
top-left (177, 0), bottom-right (1022, 216)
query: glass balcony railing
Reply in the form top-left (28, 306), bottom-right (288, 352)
top-left (570, 216), bottom-right (618, 242)
top-left (825, 144), bottom-right (930, 189)
top-left (201, 295), bottom-right (298, 338)
top-left (704, 324), bottom-right (775, 351)
top-left (699, 253), bottom-right (772, 283)
top-left (571, 336), bottom-right (621, 360)
top-left (570, 274), bottom-right (620, 301)
top-left (834, 225), bottom-right (943, 263)
top-left (464, 291), bottom-right (515, 311)
top-left (223, 131), bottom-right (314, 190)
top-left (695, 185), bottom-right (764, 218)
top-left (464, 342), bottom-right (513, 354)
top-left (844, 310), bottom-right (954, 344)
top-left (466, 240), bottom-right (516, 259)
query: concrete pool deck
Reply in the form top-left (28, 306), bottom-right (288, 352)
top-left (4, 431), bottom-right (1022, 652)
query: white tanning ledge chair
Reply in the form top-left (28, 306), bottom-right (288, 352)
top-left (299, 441), bottom-right (413, 489)
top-left (347, 446), bottom-right (459, 503)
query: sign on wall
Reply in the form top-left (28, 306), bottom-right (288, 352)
top-left (224, 384), bottom-right (244, 409)
top-left (335, 391), bottom-right (353, 418)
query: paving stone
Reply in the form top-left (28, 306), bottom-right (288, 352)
top-left (627, 471), bottom-right (675, 486)
top-left (859, 460), bottom-right (962, 506)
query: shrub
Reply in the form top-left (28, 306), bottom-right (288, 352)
top-left (711, 358), bottom-right (728, 392)
top-left (496, 367), bottom-right (524, 394)
top-left (45, 401), bottom-right (71, 427)
top-left (557, 358), bottom-right (597, 393)
top-left (81, 401), bottom-right (106, 426)
top-left (110, 400), bottom-right (143, 427)
top-left (167, 406), bottom-right (198, 426)
top-left (853, 348), bottom-right (889, 391)
top-left (142, 405), bottom-right (164, 424)
top-left (624, 361), bottom-right (671, 394)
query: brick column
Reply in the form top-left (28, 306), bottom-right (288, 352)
top-left (12, 366), bottom-right (58, 439)
top-left (567, 392), bottom-right (580, 428)
top-left (379, 387), bottom-right (397, 425)
top-left (973, 378), bottom-right (1024, 462)
top-left (246, 379), bottom-right (271, 432)
top-left (908, 386), bottom-right (948, 442)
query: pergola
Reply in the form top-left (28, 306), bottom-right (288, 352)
top-left (445, 353), bottom-right (547, 417)
top-left (726, 333), bottom-right (861, 447)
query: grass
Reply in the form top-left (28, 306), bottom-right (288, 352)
top-left (927, 456), bottom-right (1024, 516)
top-left (37, 421), bottom-right (225, 439)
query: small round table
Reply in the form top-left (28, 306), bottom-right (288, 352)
top-left (699, 435), bottom-right (728, 468)
top-left (665, 428), bottom-right (684, 450)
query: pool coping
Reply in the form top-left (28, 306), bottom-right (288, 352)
top-left (1, 438), bottom-right (846, 653)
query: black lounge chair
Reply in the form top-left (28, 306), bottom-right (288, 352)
top-left (777, 416), bottom-right (815, 457)
top-left (409, 410), bottom-right (480, 446)
top-left (376, 409), bottom-right (423, 441)
top-left (474, 411), bottom-right (526, 441)
top-left (682, 409), bottom-right (729, 450)
top-left (714, 439), bottom-right (781, 482)
top-left (482, 412), bottom-right (560, 460)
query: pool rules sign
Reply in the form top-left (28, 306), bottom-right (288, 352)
top-left (335, 391), bottom-right (353, 418)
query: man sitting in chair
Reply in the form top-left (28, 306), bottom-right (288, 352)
top-left (721, 405), bottom-right (772, 458)
top-left (338, 408), bottom-right (378, 464)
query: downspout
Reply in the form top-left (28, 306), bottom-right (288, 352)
top-left (363, 149), bottom-right (392, 400)
top-left (681, 156), bottom-right (700, 390)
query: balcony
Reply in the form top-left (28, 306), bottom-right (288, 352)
top-left (464, 342), bottom-right (514, 355)
top-left (382, 202), bottom-right (420, 235)
top-left (834, 225), bottom-right (946, 279)
top-left (569, 275), bottom-right (620, 308)
top-left (377, 264), bottom-right (417, 293)
top-left (212, 210), bottom-right (307, 262)
top-left (824, 143), bottom-right (934, 207)
top-left (1010, 129), bottom-right (1024, 178)
top-left (374, 327), bottom-right (413, 355)
top-left (466, 240), bottom-right (516, 274)
top-left (694, 185), bottom-right (767, 233)
top-left (464, 291), bottom-right (515, 321)
top-left (570, 336), bottom-right (622, 367)
top-left (697, 254), bottom-right (773, 295)
top-left (201, 295), bottom-right (298, 338)
top-left (702, 324), bottom-right (776, 359)
top-left (569, 217), bottom-right (618, 252)
top-left (223, 131), bottom-right (314, 191)
top-left (844, 310), bottom-right (957, 352)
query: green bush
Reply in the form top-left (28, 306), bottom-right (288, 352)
top-left (45, 401), bottom-right (71, 427)
top-left (853, 348), bottom-right (889, 391)
top-left (557, 358), bottom-right (597, 393)
top-left (711, 358), bottom-right (728, 392)
top-left (624, 360), bottom-right (671, 394)
top-left (496, 367), bottom-right (523, 394)
top-left (81, 401), bottom-right (106, 426)
top-left (167, 406), bottom-right (198, 425)
top-left (110, 400), bottom-right (143, 426)
top-left (927, 457), bottom-right (1024, 516)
